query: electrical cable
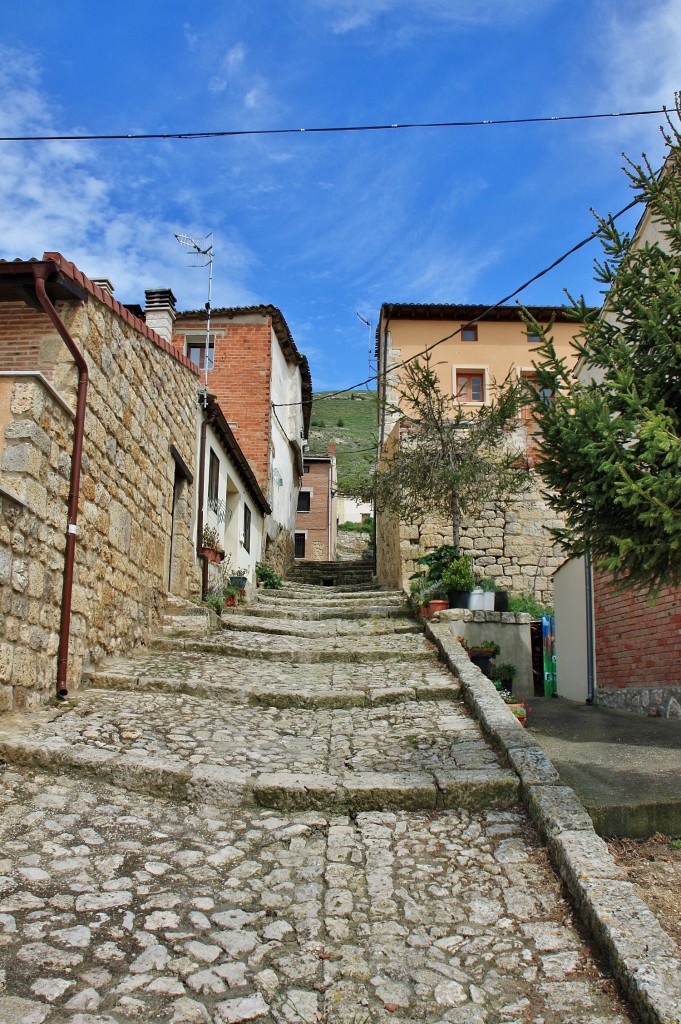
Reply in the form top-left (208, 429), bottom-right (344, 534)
top-left (0, 108), bottom-right (666, 143)
top-left (272, 194), bottom-right (643, 409)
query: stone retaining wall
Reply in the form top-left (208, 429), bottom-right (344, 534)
top-left (377, 476), bottom-right (564, 606)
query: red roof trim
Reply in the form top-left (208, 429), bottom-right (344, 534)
top-left (42, 252), bottom-right (200, 377)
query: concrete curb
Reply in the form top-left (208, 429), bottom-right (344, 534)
top-left (424, 617), bottom-right (681, 1024)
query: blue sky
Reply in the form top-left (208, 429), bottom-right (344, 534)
top-left (0, 0), bottom-right (678, 390)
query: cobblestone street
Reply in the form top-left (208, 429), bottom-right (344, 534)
top-left (0, 583), bottom-right (647, 1023)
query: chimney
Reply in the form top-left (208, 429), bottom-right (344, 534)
top-left (327, 443), bottom-right (337, 457)
top-left (144, 288), bottom-right (177, 344)
top-left (92, 278), bottom-right (115, 297)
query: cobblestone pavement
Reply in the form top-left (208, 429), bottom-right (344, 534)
top-left (0, 584), bottom-right (637, 1023)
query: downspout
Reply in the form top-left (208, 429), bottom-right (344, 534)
top-left (32, 265), bottom-right (89, 700)
top-left (584, 549), bottom-right (596, 704)
top-left (197, 417), bottom-right (208, 598)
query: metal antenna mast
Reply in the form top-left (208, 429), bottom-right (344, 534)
top-left (175, 232), bottom-right (214, 405)
top-left (356, 311), bottom-right (373, 375)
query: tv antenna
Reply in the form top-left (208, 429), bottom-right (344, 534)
top-left (356, 311), bottom-right (374, 376)
top-left (175, 232), bottom-right (214, 404)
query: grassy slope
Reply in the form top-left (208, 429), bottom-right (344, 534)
top-left (307, 390), bottom-right (377, 495)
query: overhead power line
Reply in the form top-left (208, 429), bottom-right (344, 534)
top-left (0, 107), bottom-right (666, 143)
top-left (273, 194), bottom-right (644, 409)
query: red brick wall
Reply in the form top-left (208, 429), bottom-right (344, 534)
top-left (173, 316), bottom-right (272, 488)
top-left (296, 460), bottom-right (332, 560)
top-left (0, 302), bottom-right (60, 377)
top-left (593, 571), bottom-right (681, 688)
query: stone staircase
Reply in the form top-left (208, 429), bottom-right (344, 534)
top-left (285, 559), bottom-right (375, 588)
top-left (0, 582), bottom-right (519, 815)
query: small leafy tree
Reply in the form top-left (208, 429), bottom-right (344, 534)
top-left (375, 353), bottom-right (528, 548)
top-left (524, 104), bottom-right (681, 592)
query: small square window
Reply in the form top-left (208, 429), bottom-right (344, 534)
top-left (185, 333), bottom-right (215, 369)
top-left (461, 325), bottom-right (478, 342)
top-left (297, 491), bottom-right (311, 512)
top-left (527, 332), bottom-right (541, 345)
top-left (303, 466), bottom-right (310, 474)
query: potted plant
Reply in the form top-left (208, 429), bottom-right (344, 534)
top-left (465, 639), bottom-right (500, 677)
top-left (490, 662), bottom-right (517, 690)
top-left (421, 580), bottom-right (448, 618)
top-left (441, 555), bottom-right (476, 609)
top-left (409, 573), bottom-right (431, 612)
top-left (200, 525), bottom-right (224, 564)
top-left (223, 585), bottom-right (240, 608)
top-left (229, 567), bottom-right (249, 590)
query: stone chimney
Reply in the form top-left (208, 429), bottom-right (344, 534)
top-left (92, 278), bottom-right (115, 297)
top-left (144, 288), bottom-right (177, 344)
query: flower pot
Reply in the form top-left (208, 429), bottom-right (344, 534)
top-left (447, 590), bottom-right (470, 609)
top-left (494, 590), bottom-right (509, 612)
top-left (223, 595), bottom-right (237, 608)
top-left (469, 587), bottom-right (485, 611)
top-left (482, 591), bottom-right (495, 611)
top-left (200, 546), bottom-right (223, 564)
top-left (507, 702), bottom-right (527, 726)
top-left (230, 575), bottom-right (247, 590)
top-left (428, 599), bottom-right (448, 618)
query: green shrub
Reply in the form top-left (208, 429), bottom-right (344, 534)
top-left (490, 662), bottom-right (517, 685)
top-left (338, 518), bottom-right (373, 533)
top-left (255, 562), bottom-right (283, 589)
top-left (416, 544), bottom-right (459, 581)
top-left (507, 592), bottom-right (553, 618)
top-left (441, 555), bottom-right (476, 592)
top-left (204, 593), bottom-right (223, 615)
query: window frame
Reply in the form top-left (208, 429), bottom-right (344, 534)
top-left (297, 489), bottom-right (311, 513)
top-left (207, 448), bottom-right (220, 505)
top-left (184, 333), bottom-right (216, 370)
top-left (461, 324), bottom-right (478, 342)
top-left (294, 532), bottom-right (306, 558)
top-left (243, 503), bottom-right (251, 554)
top-left (454, 368), bottom-right (486, 404)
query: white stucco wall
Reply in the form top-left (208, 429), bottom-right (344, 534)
top-left (553, 555), bottom-right (589, 702)
top-left (268, 330), bottom-right (303, 538)
top-left (197, 420), bottom-right (264, 584)
top-left (337, 496), bottom-right (373, 524)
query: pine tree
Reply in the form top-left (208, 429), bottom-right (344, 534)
top-left (525, 104), bottom-right (681, 592)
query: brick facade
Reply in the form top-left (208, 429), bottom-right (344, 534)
top-left (295, 456), bottom-right (335, 561)
top-left (593, 571), bottom-right (681, 715)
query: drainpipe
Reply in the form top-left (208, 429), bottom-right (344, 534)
top-left (32, 265), bottom-right (89, 700)
top-left (584, 549), bottom-right (596, 704)
top-left (197, 418), bottom-right (208, 598)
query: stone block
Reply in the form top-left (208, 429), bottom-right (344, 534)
top-left (2, 443), bottom-right (41, 478)
top-left (4, 419), bottom-right (52, 454)
top-left (11, 646), bottom-right (38, 688)
top-left (0, 642), bottom-right (13, 683)
top-left (11, 380), bottom-right (45, 417)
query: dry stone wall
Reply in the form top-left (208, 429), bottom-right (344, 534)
top-left (377, 475), bottom-right (564, 606)
top-left (0, 292), bottom-right (201, 710)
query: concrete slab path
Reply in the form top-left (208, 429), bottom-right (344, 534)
top-left (0, 582), bottom-right (672, 1023)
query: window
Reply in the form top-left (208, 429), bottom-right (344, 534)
top-left (526, 332), bottom-right (541, 346)
top-left (243, 504), bottom-right (251, 553)
top-left (303, 466), bottom-right (310, 474)
top-left (297, 490), bottom-right (311, 512)
top-left (456, 370), bottom-right (485, 403)
top-left (185, 333), bottom-right (215, 370)
top-left (208, 449), bottom-right (220, 504)
top-left (520, 372), bottom-right (552, 420)
top-left (295, 533), bottom-right (306, 558)
top-left (461, 325), bottom-right (478, 342)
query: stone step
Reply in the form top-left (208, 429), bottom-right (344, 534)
top-left (243, 604), bottom-right (410, 622)
top-left (218, 613), bottom-right (421, 639)
top-left (82, 669), bottom-right (460, 708)
top-left (150, 632), bottom-right (432, 664)
top-left (0, 734), bottom-right (518, 813)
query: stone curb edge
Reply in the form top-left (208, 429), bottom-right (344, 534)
top-left (423, 617), bottom-right (681, 1024)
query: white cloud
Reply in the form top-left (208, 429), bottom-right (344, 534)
top-left (309, 0), bottom-right (554, 33)
top-left (0, 47), bottom-right (258, 311)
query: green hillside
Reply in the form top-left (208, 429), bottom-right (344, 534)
top-left (307, 390), bottom-right (377, 496)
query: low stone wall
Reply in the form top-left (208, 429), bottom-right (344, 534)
top-left (595, 685), bottom-right (681, 719)
top-left (439, 608), bottom-right (533, 698)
